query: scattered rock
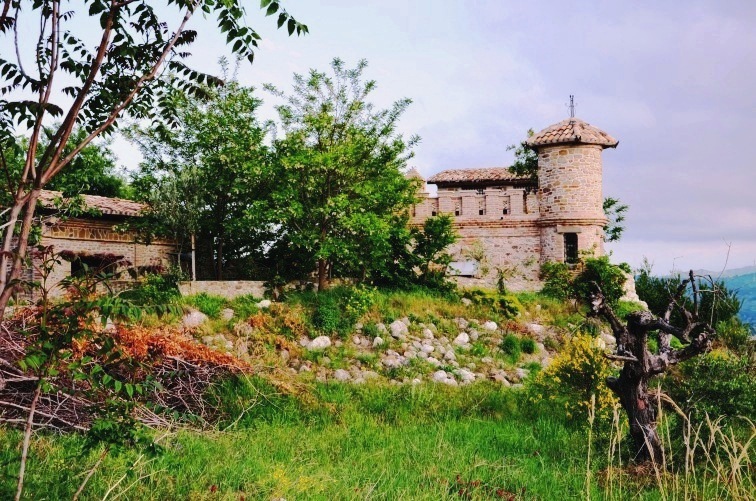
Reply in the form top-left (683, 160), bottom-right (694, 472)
top-left (309, 336), bottom-right (332, 350)
top-left (220, 308), bottom-right (235, 321)
top-left (468, 329), bottom-right (479, 342)
top-left (444, 350), bottom-right (457, 361)
top-left (461, 297), bottom-right (472, 306)
top-left (389, 320), bottom-right (409, 339)
top-left (373, 336), bottom-right (385, 348)
top-left (400, 316), bottom-right (411, 326)
top-left (333, 369), bottom-right (351, 381)
top-left (527, 323), bottom-right (545, 335)
top-left (427, 357), bottom-right (442, 367)
top-left (376, 323), bottom-right (388, 334)
top-left (422, 328), bottom-right (435, 339)
top-left (354, 322), bottom-right (363, 331)
top-left (256, 299), bottom-right (272, 309)
top-left (456, 368), bottom-right (475, 384)
top-left (182, 310), bottom-right (208, 329)
top-left (280, 350), bottom-right (290, 362)
top-left (453, 332), bottom-right (470, 346)
top-left (482, 321), bottom-right (498, 332)
top-left (515, 368), bottom-right (530, 380)
top-left (455, 318), bottom-right (469, 329)
top-left (421, 344), bottom-right (435, 354)
top-left (411, 378), bottom-right (422, 385)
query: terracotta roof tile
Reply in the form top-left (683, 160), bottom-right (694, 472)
top-left (526, 118), bottom-right (618, 148)
top-left (427, 167), bottom-right (530, 185)
top-left (39, 190), bottom-right (147, 217)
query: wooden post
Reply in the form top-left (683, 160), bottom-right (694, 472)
top-left (191, 233), bottom-right (196, 282)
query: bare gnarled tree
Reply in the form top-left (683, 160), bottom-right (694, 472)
top-left (590, 270), bottom-right (715, 464)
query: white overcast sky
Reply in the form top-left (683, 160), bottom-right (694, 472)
top-left (90, 1), bottom-right (756, 273)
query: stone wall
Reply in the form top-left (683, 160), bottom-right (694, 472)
top-left (537, 144), bottom-right (605, 221)
top-left (179, 280), bottom-right (266, 299)
top-left (448, 220), bottom-right (542, 290)
top-left (37, 218), bottom-right (175, 298)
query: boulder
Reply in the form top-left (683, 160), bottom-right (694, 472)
top-left (182, 310), bottom-right (208, 329)
top-left (482, 321), bottom-right (498, 332)
top-left (453, 332), bottom-right (470, 346)
top-left (309, 336), bottom-right (332, 350)
top-left (389, 320), bottom-right (409, 339)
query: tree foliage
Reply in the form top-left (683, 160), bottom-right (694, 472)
top-left (129, 68), bottom-right (269, 280)
top-left (602, 196), bottom-right (628, 243)
top-left (259, 58), bottom-right (418, 290)
top-left (0, 0), bottom-right (306, 315)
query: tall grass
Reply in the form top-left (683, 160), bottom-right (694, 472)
top-left (593, 392), bottom-right (755, 501)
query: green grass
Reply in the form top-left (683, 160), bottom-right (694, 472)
top-left (4, 378), bottom-right (749, 500)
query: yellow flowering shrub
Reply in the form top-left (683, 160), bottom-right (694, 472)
top-left (529, 333), bottom-right (618, 420)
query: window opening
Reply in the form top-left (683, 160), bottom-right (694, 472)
top-left (564, 233), bottom-right (579, 264)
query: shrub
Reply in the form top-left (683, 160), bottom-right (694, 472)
top-left (183, 293), bottom-right (226, 318)
top-left (120, 273), bottom-right (180, 306)
top-left (635, 265), bottom-right (742, 327)
top-left (572, 256), bottom-right (627, 307)
top-left (528, 333), bottom-right (617, 421)
top-left (521, 337), bottom-right (537, 354)
top-left (500, 334), bottom-right (521, 361)
top-left (670, 349), bottom-right (756, 419)
top-left (539, 261), bottom-right (572, 300)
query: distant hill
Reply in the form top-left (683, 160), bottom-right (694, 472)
top-left (723, 272), bottom-right (756, 329)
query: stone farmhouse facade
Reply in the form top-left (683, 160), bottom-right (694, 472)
top-left (409, 117), bottom-right (618, 290)
top-left (21, 190), bottom-right (176, 299)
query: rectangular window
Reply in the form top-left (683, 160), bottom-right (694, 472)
top-left (564, 233), bottom-right (579, 264)
top-left (454, 198), bottom-right (462, 216)
top-left (476, 188), bottom-right (485, 195)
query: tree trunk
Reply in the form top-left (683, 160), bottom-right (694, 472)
top-left (590, 275), bottom-right (713, 468)
top-left (0, 189), bottom-right (41, 315)
top-left (607, 368), bottom-right (663, 464)
top-left (317, 258), bottom-right (328, 291)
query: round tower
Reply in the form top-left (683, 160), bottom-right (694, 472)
top-left (526, 117), bottom-right (618, 264)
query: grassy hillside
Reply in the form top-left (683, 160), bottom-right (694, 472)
top-left (1, 287), bottom-right (753, 500)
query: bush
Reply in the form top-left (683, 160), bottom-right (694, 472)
top-left (539, 261), bottom-right (572, 300)
top-left (120, 273), bottom-right (180, 306)
top-left (500, 335), bottom-right (522, 361)
top-left (521, 337), bottom-right (537, 354)
top-left (635, 265), bottom-right (742, 327)
top-left (182, 293), bottom-right (226, 318)
top-left (572, 256), bottom-right (627, 307)
top-left (528, 333), bottom-right (617, 421)
top-left (670, 349), bottom-right (756, 419)
top-left (540, 257), bottom-right (629, 307)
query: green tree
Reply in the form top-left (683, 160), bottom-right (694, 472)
top-left (603, 197), bottom-right (628, 243)
top-left (129, 72), bottom-right (270, 280)
top-left (260, 58), bottom-right (418, 290)
top-left (0, 0), bottom-right (306, 315)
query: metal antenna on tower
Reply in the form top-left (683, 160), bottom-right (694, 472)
top-left (567, 95), bottom-right (576, 118)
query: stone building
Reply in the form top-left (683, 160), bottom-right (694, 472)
top-left (409, 117), bottom-right (618, 290)
top-left (20, 190), bottom-right (176, 298)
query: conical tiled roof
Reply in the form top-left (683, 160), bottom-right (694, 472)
top-left (526, 118), bottom-right (618, 149)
